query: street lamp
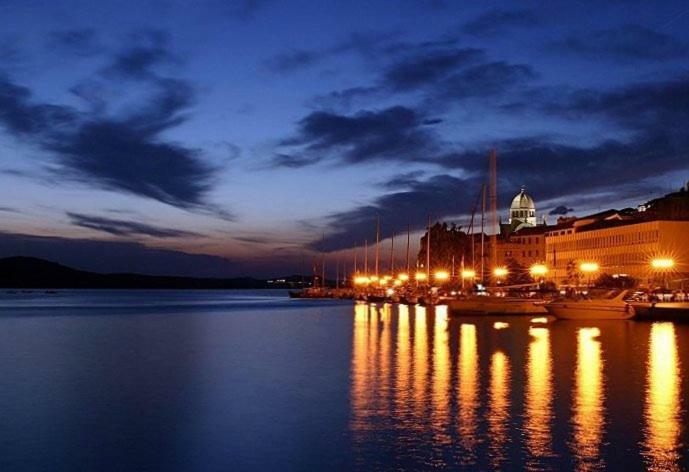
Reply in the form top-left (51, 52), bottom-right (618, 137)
top-left (651, 258), bottom-right (675, 289)
top-left (434, 270), bottom-right (450, 282)
top-left (414, 272), bottom-right (427, 282)
top-left (529, 264), bottom-right (548, 287)
top-left (494, 267), bottom-right (508, 284)
top-left (579, 262), bottom-right (599, 287)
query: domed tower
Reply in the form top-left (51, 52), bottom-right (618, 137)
top-left (509, 187), bottom-right (537, 228)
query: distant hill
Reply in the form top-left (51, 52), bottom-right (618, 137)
top-left (0, 257), bottom-right (308, 289)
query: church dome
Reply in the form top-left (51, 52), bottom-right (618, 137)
top-left (511, 188), bottom-right (535, 211)
top-left (509, 187), bottom-right (537, 228)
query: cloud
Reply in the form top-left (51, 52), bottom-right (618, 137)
top-left (309, 174), bottom-right (481, 251)
top-left (0, 72), bottom-right (217, 209)
top-left (549, 205), bottom-right (574, 215)
top-left (381, 171), bottom-right (426, 189)
top-left (264, 31), bottom-right (398, 73)
top-left (275, 106), bottom-right (442, 167)
top-left (554, 25), bottom-right (688, 62)
top-left (462, 9), bottom-right (538, 37)
top-left (224, 0), bottom-right (272, 20)
top-left (67, 212), bottom-right (198, 238)
top-left (382, 48), bottom-right (484, 91)
top-left (48, 29), bottom-right (99, 56)
top-left (101, 30), bottom-right (174, 79)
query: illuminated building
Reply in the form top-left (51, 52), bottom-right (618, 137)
top-left (545, 217), bottom-right (689, 286)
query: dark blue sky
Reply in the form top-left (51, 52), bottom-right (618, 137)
top-left (1, 0), bottom-right (688, 276)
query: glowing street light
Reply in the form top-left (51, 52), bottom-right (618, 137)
top-left (397, 273), bottom-right (409, 282)
top-left (529, 264), bottom-right (548, 277)
top-left (393, 279), bottom-right (402, 287)
top-left (354, 276), bottom-right (370, 285)
top-left (651, 258), bottom-right (675, 289)
top-left (580, 262), bottom-right (599, 273)
top-left (461, 269), bottom-right (476, 279)
top-left (415, 272), bottom-right (428, 282)
top-left (434, 270), bottom-right (450, 281)
top-left (651, 258), bottom-right (674, 269)
top-left (494, 267), bottom-right (508, 278)
top-left (580, 261), bottom-right (599, 287)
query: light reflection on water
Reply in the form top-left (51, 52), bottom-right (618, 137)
top-left (572, 327), bottom-right (604, 471)
top-left (643, 322), bottom-right (682, 472)
top-left (349, 303), bottom-right (689, 470)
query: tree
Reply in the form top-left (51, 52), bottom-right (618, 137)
top-left (594, 273), bottom-right (638, 289)
top-left (417, 222), bottom-right (472, 272)
top-left (505, 257), bottom-right (534, 285)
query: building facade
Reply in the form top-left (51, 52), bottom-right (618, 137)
top-left (545, 219), bottom-right (689, 287)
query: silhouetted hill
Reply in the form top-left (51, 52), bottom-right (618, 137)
top-left (0, 257), bottom-right (279, 289)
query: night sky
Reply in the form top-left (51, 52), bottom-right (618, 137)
top-left (1, 0), bottom-right (688, 277)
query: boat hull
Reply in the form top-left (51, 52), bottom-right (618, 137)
top-left (449, 298), bottom-right (547, 316)
top-left (545, 303), bottom-right (635, 320)
top-left (630, 302), bottom-right (689, 321)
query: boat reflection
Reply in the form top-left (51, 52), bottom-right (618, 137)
top-left (643, 322), bottom-right (681, 471)
top-left (413, 305), bottom-right (428, 425)
top-left (457, 323), bottom-right (479, 462)
top-left (488, 349), bottom-right (511, 469)
top-left (525, 326), bottom-right (553, 464)
top-left (572, 327), bottom-right (605, 470)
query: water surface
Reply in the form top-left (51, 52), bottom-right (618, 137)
top-left (0, 290), bottom-right (687, 471)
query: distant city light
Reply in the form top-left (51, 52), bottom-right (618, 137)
top-left (580, 262), bottom-right (599, 273)
top-left (461, 269), bottom-right (476, 279)
top-left (434, 270), bottom-right (450, 281)
top-left (493, 322), bottom-right (509, 330)
top-left (494, 267), bottom-right (508, 277)
top-left (354, 276), bottom-right (369, 285)
top-left (393, 279), bottom-right (402, 286)
top-left (651, 258), bottom-right (674, 269)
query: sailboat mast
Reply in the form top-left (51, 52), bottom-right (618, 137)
top-left (489, 149), bottom-right (498, 278)
top-left (426, 216), bottom-right (431, 281)
top-left (480, 184), bottom-right (486, 283)
top-left (375, 216), bottom-right (380, 278)
top-left (406, 224), bottom-right (411, 274)
top-left (321, 233), bottom-right (325, 289)
top-left (336, 258), bottom-right (339, 289)
top-left (364, 239), bottom-right (368, 276)
top-left (389, 231), bottom-right (394, 275)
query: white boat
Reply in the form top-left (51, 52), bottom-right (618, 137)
top-left (545, 289), bottom-right (634, 320)
top-left (449, 295), bottom-right (547, 316)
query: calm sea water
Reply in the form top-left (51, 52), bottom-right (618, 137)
top-left (0, 290), bottom-right (687, 471)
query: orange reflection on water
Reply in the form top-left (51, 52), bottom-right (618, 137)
top-left (431, 306), bottom-right (450, 445)
top-left (351, 303), bottom-right (371, 431)
top-left (643, 322), bottom-right (681, 471)
top-left (572, 327), bottom-right (604, 471)
top-left (379, 304), bottom-right (392, 396)
top-left (413, 305), bottom-right (428, 421)
top-left (488, 350), bottom-right (511, 469)
top-left (525, 326), bottom-right (553, 461)
top-left (395, 304), bottom-right (412, 416)
top-left (457, 323), bottom-right (479, 460)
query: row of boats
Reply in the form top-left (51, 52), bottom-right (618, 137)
top-left (289, 286), bottom-right (689, 320)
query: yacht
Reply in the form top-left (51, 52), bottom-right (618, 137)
top-left (449, 294), bottom-right (547, 316)
top-left (544, 289), bottom-right (635, 320)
